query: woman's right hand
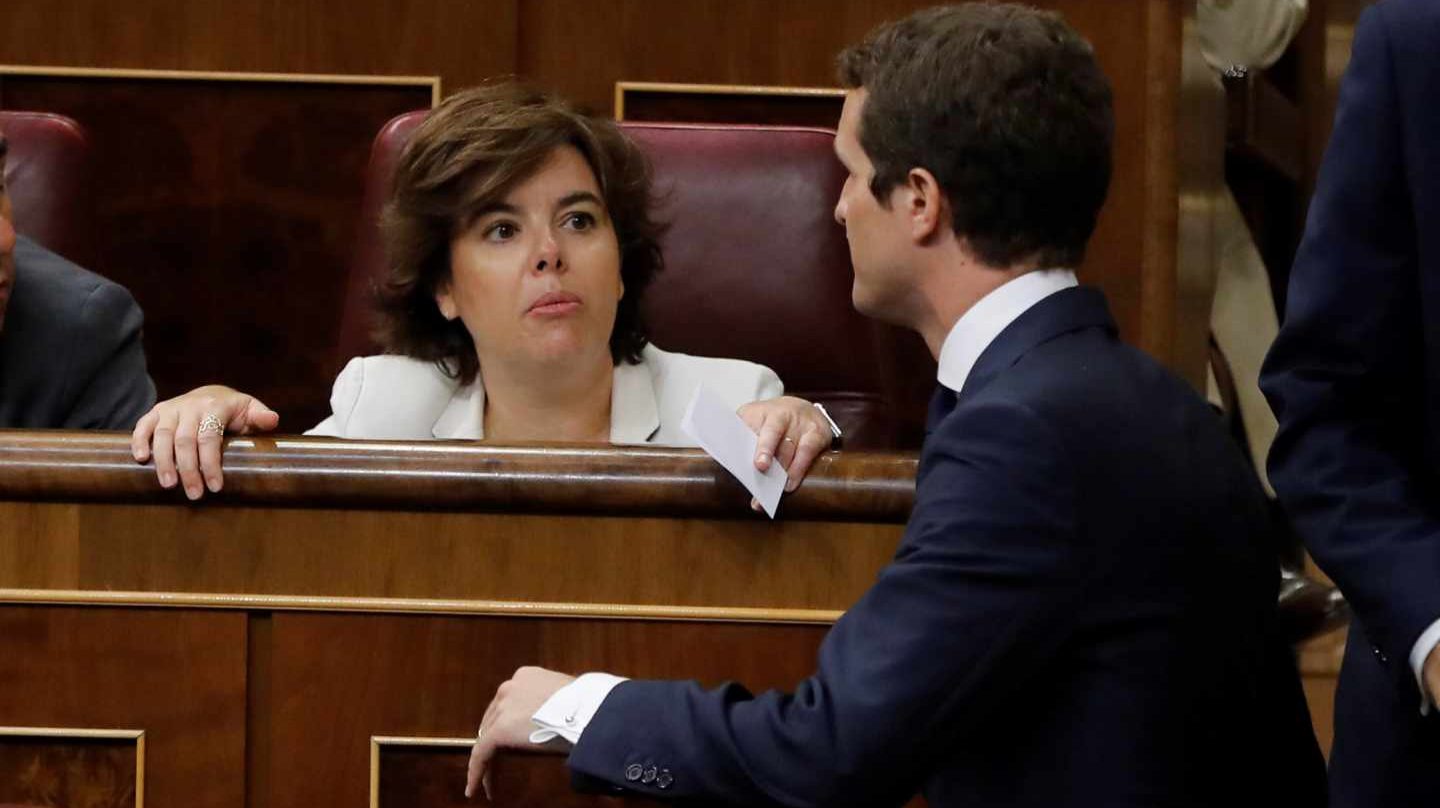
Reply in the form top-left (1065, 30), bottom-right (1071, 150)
top-left (131, 385), bottom-right (280, 500)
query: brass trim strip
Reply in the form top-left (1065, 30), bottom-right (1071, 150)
top-left (0, 588), bottom-right (844, 625)
top-left (615, 80), bottom-right (845, 120)
top-left (372, 735), bottom-right (472, 748)
top-left (0, 727), bottom-right (145, 808)
top-left (0, 64), bottom-right (441, 106)
top-left (371, 736), bottom-right (473, 808)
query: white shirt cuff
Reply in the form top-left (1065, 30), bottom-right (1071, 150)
top-left (530, 672), bottom-right (628, 745)
top-left (1409, 618), bottom-right (1440, 715)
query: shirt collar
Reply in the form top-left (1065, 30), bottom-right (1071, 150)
top-left (430, 359), bottom-right (660, 443)
top-left (936, 268), bottom-right (1078, 394)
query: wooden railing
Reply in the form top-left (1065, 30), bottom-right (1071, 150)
top-left (0, 431), bottom-right (916, 807)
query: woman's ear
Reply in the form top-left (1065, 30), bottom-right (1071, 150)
top-left (434, 282), bottom-right (458, 321)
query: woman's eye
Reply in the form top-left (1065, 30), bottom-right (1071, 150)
top-left (562, 212), bottom-right (595, 231)
top-left (483, 222), bottom-right (517, 241)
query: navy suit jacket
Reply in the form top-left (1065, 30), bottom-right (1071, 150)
top-left (1261, 1), bottom-right (1440, 804)
top-left (0, 236), bottom-right (155, 429)
top-left (571, 286), bottom-right (1324, 807)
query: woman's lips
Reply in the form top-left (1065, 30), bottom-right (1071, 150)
top-left (527, 291), bottom-right (582, 316)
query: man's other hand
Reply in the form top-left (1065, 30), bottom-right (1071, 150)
top-left (466, 666), bottom-right (576, 800)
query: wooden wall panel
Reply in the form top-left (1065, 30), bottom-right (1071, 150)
top-left (0, 607), bottom-right (248, 808)
top-left (0, 502), bottom-right (903, 609)
top-left (265, 613), bottom-right (831, 807)
top-left (0, 75), bottom-right (432, 426)
top-left (0, 0), bottom-right (518, 93)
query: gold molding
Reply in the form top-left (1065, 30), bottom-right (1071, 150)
top-left (0, 63), bottom-right (441, 107)
top-left (0, 726), bottom-right (145, 808)
top-left (614, 80), bottom-right (845, 121)
top-left (0, 588), bottom-right (844, 625)
top-left (370, 735), bottom-right (472, 808)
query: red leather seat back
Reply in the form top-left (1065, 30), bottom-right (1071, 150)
top-left (336, 111), bottom-right (428, 366)
top-left (0, 111), bottom-right (95, 268)
top-left (623, 123), bottom-right (900, 446)
top-left (338, 113), bottom-right (923, 447)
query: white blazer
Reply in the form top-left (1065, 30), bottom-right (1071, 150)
top-left (306, 344), bottom-right (783, 446)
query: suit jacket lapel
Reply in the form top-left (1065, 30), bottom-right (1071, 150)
top-left (925, 385), bottom-right (959, 434)
top-left (957, 286), bottom-right (1117, 403)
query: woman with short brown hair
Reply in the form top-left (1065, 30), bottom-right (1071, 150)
top-left (133, 83), bottom-right (834, 500)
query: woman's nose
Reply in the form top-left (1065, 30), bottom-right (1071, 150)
top-left (534, 230), bottom-right (564, 273)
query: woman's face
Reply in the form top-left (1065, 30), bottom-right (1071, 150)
top-left (437, 145), bottom-right (623, 373)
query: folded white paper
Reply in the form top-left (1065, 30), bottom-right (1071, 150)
top-left (680, 385), bottom-right (787, 518)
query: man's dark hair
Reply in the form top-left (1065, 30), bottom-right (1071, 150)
top-left (837, 3), bottom-right (1113, 268)
top-left (0, 134), bottom-right (8, 161)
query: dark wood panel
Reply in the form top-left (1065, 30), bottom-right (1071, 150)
top-left (0, 607), bottom-right (248, 808)
top-left (67, 506), bottom-right (898, 608)
top-left (0, 0), bottom-right (518, 94)
top-left (0, 499), bottom-right (902, 610)
top-left (266, 613), bottom-right (833, 807)
top-left (378, 746), bottom-right (671, 808)
top-left (620, 88), bottom-right (844, 129)
top-left (0, 735), bottom-right (138, 807)
top-left (0, 76), bottom-right (431, 428)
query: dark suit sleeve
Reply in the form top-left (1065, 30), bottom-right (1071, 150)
top-left (567, 399), bottom-right (1083, 807)
top-left (59, 279), bottom-right (156, 430)
top-left (1260, 4), bottom-right (1440, 666)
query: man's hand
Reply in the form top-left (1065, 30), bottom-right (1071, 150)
top-left (466, 666), bottom-right (576, 800)
top-left (1424, 643), bottom-right (1440, 712)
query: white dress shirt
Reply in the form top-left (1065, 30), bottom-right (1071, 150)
top-left (937, 268), bottom-right (1078, 394)
top-left (529, 268), bottom-right (1080, 743)
top-left (1411, 621), bottom-right (1440, 714)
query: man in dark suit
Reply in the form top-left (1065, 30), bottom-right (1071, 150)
top-left (468, 5), bottom-right (1324, 806)
top-left (0, 133), bottom-right (155, 428)
top-left (1261, 1), bottom-right (1440, 804)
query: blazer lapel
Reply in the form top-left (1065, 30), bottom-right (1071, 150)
top-left (959, 286), bottom-right (1117, 402)
top-left (432, 380), bottom-right (485, 439)
top-left (610, 360), bottom-right (660, 444)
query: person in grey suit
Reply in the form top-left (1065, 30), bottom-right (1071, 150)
top-left (0, 132), bottom-right (155, 429)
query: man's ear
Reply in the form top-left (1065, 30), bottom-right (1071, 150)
top-left (902, 167), bottom-right (945, 243)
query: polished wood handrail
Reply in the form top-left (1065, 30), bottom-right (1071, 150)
top-left (0, 431), bottom-right (917, 521)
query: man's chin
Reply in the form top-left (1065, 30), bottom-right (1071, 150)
top-left (850, 287), bottom-right (907, 328)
